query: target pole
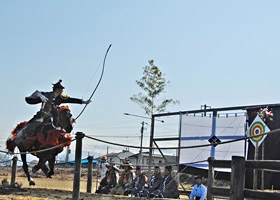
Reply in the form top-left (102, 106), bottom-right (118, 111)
top-left (253, 141), bottom-right (259, 190)
top-left (210, 111), bottom-right (217, 158)
top-left (261, 142), bottom-right (265, 190)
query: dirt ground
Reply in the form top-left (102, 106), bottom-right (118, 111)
top-left (0, 187), bottom-right (146, 200)
top-left (0, 166), bottom-right (191, 200)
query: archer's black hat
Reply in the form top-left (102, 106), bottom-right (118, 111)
top-left (53, 79), bottom-right (65, 90)
top-left (195, 175), bottom-right (203, 179)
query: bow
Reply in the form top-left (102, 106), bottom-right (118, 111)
top-left (75, 44), bottom-right (112, 120)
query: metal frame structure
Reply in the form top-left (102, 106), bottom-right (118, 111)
top-left (148, 102), bottom-right (280, 173)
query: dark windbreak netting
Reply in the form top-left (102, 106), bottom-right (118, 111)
top-left (246, 106), bottom-right (280, 189)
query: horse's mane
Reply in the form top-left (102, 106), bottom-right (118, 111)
top-left (57, 106), bottom-right (76, 124)
top-left (57, 105), bottom-right (71, 114)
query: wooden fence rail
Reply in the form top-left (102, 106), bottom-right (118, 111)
top-left (207, 156), bottom-right (280, 200)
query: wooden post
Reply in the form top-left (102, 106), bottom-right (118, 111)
top-left (72, 132), bottom-right (85, 200)
top-left (11, 156), bottom-right (18, 187)
top-left (253, 142), bottom-right (259, 190)
top-left (87, 156), bottom-right (93, 193)
top-left (230, 156), bottom-right (245, 200)
top-left (96, 162), bottom-right (99, 192)
top-left (207, 157), bottom-right (214, 200)
top-left (261, 142), bottom-right (265, 190)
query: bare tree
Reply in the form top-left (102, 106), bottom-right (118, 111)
top-left (130, 60), bottom-right (179, 116)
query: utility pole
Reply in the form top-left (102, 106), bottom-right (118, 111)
top-left (124, 113), bottom-right (164, 166)
top-left (65, 146), bottom-right (70, 163)
top-left (139, 121), bottom-right (145, 165)
top-left (201, 104), bottom-right (211, 116)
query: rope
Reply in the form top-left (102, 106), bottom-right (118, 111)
top-left (0, 139), bottom-right (76, 155)
top-left (84, 128), bottom-right (280, 150)
top-left (0, 159), bottom-right (12, 164)
top-left (101, 159), bottom-right (208, 169)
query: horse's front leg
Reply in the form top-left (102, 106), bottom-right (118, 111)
top-left (21, 153), bottom-right (35, 186)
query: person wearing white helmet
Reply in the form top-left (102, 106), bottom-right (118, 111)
top-left (96, 162), bottom-right (119, 194)
top-left (99, 156), bottom-right (108, 180)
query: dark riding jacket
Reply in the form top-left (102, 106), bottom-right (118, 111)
top-left (26, 91), bottom-right (83, 122)
top-left (129, 173), bottom-right (148, 195)
top-left (148, 173), bottom-right (163, 192)
top-left (26, 91), bottom-right (83, 105)
top-left (158, 174), bottom-right (179, 198)
top-left (99, 169), bottom-right (118, 190)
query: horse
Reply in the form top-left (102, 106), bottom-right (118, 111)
top-left (6, 106), bottom-right (74, 186)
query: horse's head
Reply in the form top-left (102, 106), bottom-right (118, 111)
top-left (55, 106), bottom-right (74, 133)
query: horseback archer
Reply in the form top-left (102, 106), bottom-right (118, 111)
top-left (19, 79), bottom-right (91, 149)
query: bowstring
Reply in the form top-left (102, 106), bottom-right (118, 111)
top-left (75, 44), bottom-right (112, 120)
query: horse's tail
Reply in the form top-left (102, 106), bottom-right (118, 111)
top-left (6, 121), bottom-right (28, 153)
top-left (6, 136), bottom-right (16, 153)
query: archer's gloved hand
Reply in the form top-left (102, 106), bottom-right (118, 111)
top-left (82, 99), bottom-right (92, 104)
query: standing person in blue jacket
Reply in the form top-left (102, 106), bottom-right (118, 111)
top-left (189, 175), bottom-right (207, 200)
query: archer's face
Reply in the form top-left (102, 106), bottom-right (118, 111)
top-left (57, 88), bottom-right (63, 95)
top-left (54, 88), bottom-right (63, 97)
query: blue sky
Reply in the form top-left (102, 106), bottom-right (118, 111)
top-left (1, 1), bottom-right (280, 161)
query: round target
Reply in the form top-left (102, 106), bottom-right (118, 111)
top-left (249, 122), bottom-right (265, 142)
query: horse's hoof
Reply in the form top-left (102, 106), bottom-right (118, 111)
top-left (29, 180), bottom-right (35, 186)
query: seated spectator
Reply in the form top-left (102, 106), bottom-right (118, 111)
top-left (110, 161), bottom-right (135, 195)
top-left (139, 165), bottom-right (163, 197)
top-left (124, 166), bottom-right (148, 196)
top-left (150, 165), bottom-right (179, 199)
top-left (96, 162), bottom-right (119, 194)
top-left (189, 175), bottom-right (207, 200)
top-left (99, 156), bottom-right (108, 180)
